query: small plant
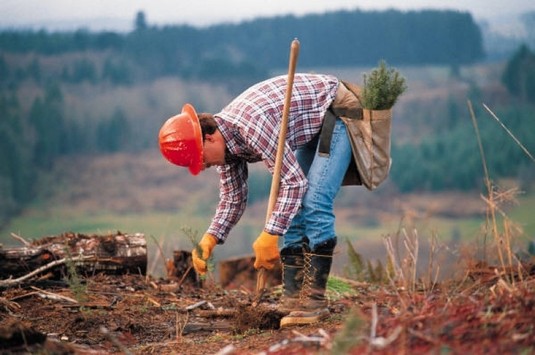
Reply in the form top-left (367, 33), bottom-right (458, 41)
top-left (331, 307), bottom-right (366, 353)
top-left (64, 249), bottom-right (88, 303)
top-left (344, 238), bottom-right (389, 283)
top-left (361, 60), bottom-right (407, 110)
top-left (382, 225), bottom-right (442, 298)
top-left (383, 229), bottom-right (419, 293)
top-left (182, 226), bottom-right (215, 278)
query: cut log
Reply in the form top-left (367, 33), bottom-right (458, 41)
top-left (219, 255), bottom-right (281, 290)
top-left (0, 232), bottom-right (147, 284)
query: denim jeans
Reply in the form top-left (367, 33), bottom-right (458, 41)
top-left (283, 117), bottom-right (352, 252)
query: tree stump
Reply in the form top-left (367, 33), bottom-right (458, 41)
top-left (0, 232), bottom-right (147, 284)
top-left (166, 250), bottom-right (200, 287)
top-left (219, 255), bottom-right (281, 290)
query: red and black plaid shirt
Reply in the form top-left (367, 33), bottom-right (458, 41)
top-left (207, 73), bottom-right (339, 242)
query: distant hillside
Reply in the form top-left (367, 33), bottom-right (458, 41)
top-left (1, 8), bottom-right (534, 229)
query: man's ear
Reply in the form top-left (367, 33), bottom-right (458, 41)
top-left (204, 133), bottom-right (215, 142)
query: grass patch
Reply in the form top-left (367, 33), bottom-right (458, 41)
top-left (327, 276), bottom-right (360, 301)
top-left (3, 193), bottom-right (533, 253)
top-left (0, 210), bottom-right (205, 247)
top-left (509, 193), bottom-right (535, 237)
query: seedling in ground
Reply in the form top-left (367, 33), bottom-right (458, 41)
top-left (182, 226), bottom-right (215, 278)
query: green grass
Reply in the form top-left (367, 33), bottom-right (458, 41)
top-left (340, 190), bottom-right (534, 248)
top-left (327, 276), bottom-right (360, 301)
top-left (338, 216), bottom-right (484, 241)
top-left (2, 191), bottom-right (532, 281)
top-left (1, 208), bottom-right (206, 248)
top-left (4, 193), bottom-right (533, 245)
top-left (509, 193), bottom-right (535, 237)
top-left (2, 188), bottom-right (533, 259)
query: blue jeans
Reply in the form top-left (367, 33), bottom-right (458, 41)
top-left (283, 117), bottom-right (352, 252)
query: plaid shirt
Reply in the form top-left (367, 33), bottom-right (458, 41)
top-left (207, 73), bottom-right (340, 242)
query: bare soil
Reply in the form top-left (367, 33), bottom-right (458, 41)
top-left (1, 262), bottom-right (534, 354)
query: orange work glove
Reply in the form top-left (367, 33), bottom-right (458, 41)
top-left (252, 231), bottom-right (280, 270)
top-left (192, 233), bottom-right (217, 275)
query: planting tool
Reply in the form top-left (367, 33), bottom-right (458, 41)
top-left (255, 38), bottom-right (300, 303)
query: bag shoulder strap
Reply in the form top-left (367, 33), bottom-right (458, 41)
top-left (318, 80), bottom-right (362, 157)
top-left (340, 80), bottom-right (363, 106)
top-left (318, 109), bottom-right (337, 157)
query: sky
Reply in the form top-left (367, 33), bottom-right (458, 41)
top-left (0, 0), bottom-right (534, 32)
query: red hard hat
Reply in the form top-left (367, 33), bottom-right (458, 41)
top-left (158, 104), bottom-right (203, 175)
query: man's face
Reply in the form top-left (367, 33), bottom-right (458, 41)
top-left (202, 130), bottom-right (226, 170)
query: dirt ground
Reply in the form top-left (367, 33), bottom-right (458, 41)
top-left (1, 261), bottom-right (534, 354)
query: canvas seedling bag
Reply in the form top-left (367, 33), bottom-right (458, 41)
top-left (331, 81), bottom-right (393, 190)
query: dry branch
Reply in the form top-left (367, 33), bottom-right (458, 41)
top-left (10, 233), bottom-right (30, 247)
top-left (483, 103), bottom-right (535, 163)
top-left (0, 255), bottom-right (94, 288)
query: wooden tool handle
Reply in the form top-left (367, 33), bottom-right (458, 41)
top-left (265, 38), bottom-right (300, 224)
top-left (256, 39), bottom-right (300, 299)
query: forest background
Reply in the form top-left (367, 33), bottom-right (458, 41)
top-left (1, 9), bottom-right (534, 277)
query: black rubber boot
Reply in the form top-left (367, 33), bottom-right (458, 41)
top-left (280, 238), bottom-right (336, 327)
top-left (278, 247), bottom-right (304, 314)
top-left (303, 238), bottom-right (336, 302)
